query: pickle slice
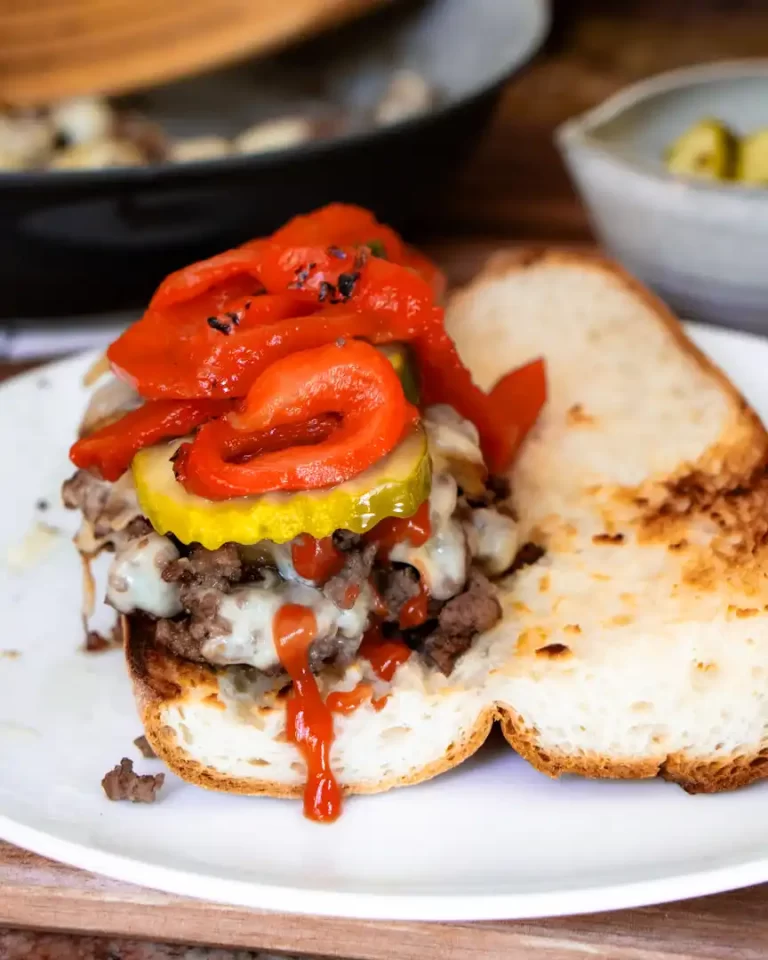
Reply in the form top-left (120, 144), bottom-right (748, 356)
top-left (737, 129), bottom-right (768, 184)
top-left (379, 343), bottom-right (420, 404)
top-left (132, 425), bottom-right (431, 549)
top-left (666, 119), bottom-right (736, 180)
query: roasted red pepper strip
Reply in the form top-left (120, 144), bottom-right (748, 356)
top-left (69, 398), bottom-right (233, 481)
top-left (110, 242), bottom-right (440, 400)
top-left (487, 357), bottom-right (547, 467)
top-left (409, 314), bottom-right (517, 473)
top-left (400, 245), bottom-right (447, 302)
top-left (253, 244), bottom-right (362, 304)
top-left (176, 341), bottom-right (415, 498)
top-left (172, 413), bottom-right (341, 494)
top-left (152, 205), bottom-right (406, 311)
top-left (108, 205), bottom-right (544, 473)
top-left (108, 285), bottom-right (316, 398)
top-left (112, 247), bottom-right (536, 470)
top-left (150, 248), bottom-right (264, 311)
top-left (267, 203), bottom-right (406, 264)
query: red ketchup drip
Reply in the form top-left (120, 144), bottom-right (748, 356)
top-left (327, 682), bottom-right (374, 715)
top-left (359, 623), bottom-right (412, 682)
top-left (291, 534), bottom-right (345, 583)
top-left (399, 580), bottom-right (428, 629)
top-left (364, 500), bottom-right (431, 561)
top-left (273, 604), bottom-right (341, 823)
top-left (368, 579), bottom-right (388, 617)
top-left (342, 583), bottom-right (361, 609)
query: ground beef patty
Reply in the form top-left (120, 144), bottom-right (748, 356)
top-left (332, 529), bottom-right (362, 552)
top-left (155, 543), bottom-right (500, 677)
top-left (102, 758), bottom-right (164, 803)
top-left (62, 468), bottom-right (142, 540)
top-left (155, 541), bottom-right (374, 673)
top-left (62, 468), bottom-right (112, 517)
top-left (420, 570), bottom-right (501, 675)
top-left (162, 542), bottom-right (242, 590)
top-left (378, 565), bottom-right (421, 619)
top-left (156, 543), bottom-right (243, 662)
top-left (323, 543), bottom-right (377, 609)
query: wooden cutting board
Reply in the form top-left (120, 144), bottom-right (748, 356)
top-left (1, 840), bottom-right (767, 959)
top-left (0, 0), bottom-right (389, 106)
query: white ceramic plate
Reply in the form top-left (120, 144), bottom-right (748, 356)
top-left (2, 324), bottom-right (768, 922)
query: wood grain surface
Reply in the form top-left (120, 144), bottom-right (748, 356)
top-left (1, 840), bottom-right (768, 960)
top-left (0, 0), bottom-right (388, 106)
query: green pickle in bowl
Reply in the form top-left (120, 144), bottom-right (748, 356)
top-left (666, 117), bottom-right (768, 184)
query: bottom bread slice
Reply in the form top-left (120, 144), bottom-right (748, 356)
top-left (126, 613), bottom-right (495, 797)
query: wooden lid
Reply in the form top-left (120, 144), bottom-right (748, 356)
top-left (0, 0), bottom-right (388, 106)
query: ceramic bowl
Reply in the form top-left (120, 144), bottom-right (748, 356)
top-left (557, 61), bottom-right (768, 333)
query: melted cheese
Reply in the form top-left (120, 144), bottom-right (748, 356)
top-left (107, 533), bottom-right (182, 617)
top-left (423, 405), bottom-right (484, 474)
top-left (204, 581), bottom-right (372, 672)
top-left (390, 472), bottom-right (467, 600)
top-left (467, 508), bottom-right (518, 576)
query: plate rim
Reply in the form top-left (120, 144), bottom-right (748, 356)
top-left (3, 321), bottom-right (768, 921)
top-left (2, 811), bottom-right (768, 921)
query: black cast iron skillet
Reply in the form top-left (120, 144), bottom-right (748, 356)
top-left (0, 0), bottom-right (550, 320)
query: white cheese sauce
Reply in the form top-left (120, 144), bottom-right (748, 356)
top-left (203, 581), bottom-right (372, 672)
top-left (423, 404), bottom-right (484, 475)
top-left (390, 471), bottom-right (467, 600)
top-left (466, 508), bottom-right (518, 576)
top-left (107, 533), bottom-right (182, 618)
top-left (240, 540), bottom-right (312, 585)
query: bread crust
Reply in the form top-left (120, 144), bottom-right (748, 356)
top-left (496, 705), bottom-right (768, 793)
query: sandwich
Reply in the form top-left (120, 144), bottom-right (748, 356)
top-left (62, 204), bottom-right (545, 821)
top-left (64, 207), bottom-right (768, 819)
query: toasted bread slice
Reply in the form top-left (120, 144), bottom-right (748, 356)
top-left (449, 250), bottom-right (768, 793)
top-left (125, 250), bottom-right (768, 798)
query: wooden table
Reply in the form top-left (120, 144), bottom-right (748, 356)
top-left (2, 840), bottom-right (768, 960)
top-left (6, 3), bottom-right (768, 956)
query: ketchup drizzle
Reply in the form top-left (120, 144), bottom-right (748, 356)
top-left (273, 604), bottom-right (341, 822)
top-left (291, 534), bottom-right (345, 583)
top-left (364, 500), bottom-right (431, 561)
top-left (342, 583), bottom-right (361, 608)
top-left (399, 580), bottom-right (428, 629)
top-left (359, 623), bottom-right (412, 682)
top-left (327, 682), bottom-right (374, 715)
top-left (368, 579), bottom-right (388, 617)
